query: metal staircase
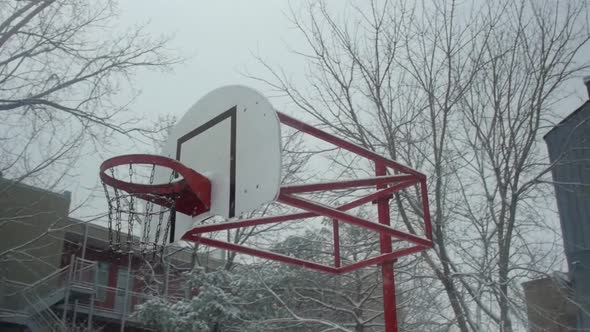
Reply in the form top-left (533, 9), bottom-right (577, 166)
top-left (1, 257), bottom-right (97, 332)
top-left (24, 293), bottom-right (65, 332)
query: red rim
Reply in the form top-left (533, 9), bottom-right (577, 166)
top-left (100, 154), bottom-right (211, 216)
top-left (100, 155), bottom-right (189, 195)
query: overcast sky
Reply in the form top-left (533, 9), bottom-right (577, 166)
top-left (117, 0), bottom-right (308, 118)
top-left (75, 0), bottom-right (590, 219)
top-left (74, 1), bottom-right (310, 214)
top-left (115, 0), bottom-right (589, 122)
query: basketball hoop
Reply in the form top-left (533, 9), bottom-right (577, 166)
top-left (100, 154), bottom-right (211, 260)
top-left (98, 86), bottom-right (433, 332)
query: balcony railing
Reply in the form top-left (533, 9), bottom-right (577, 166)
top-left (1, 256), bottom-right (193, 329)
top-left (69, 257), bottom-right (98, 287)
top-left (72, 284), bottom-right (183, 322)
top-left (0, 257), bottom-right (98, 331)
top-left (23, 292), bottom-right (65, 331)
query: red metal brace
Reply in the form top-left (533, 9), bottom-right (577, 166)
top-left (181, 112), bottom-right (433, 332)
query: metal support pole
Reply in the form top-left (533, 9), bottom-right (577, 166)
top-left (62, 254), bottom-right (75, 323)
top-left (72, 299), bottom-right (78, 324)
top-left (81, 221), bottom-right (89, 260)
top-left (120, 252), bottom-right (132, 332)
top-left (88, 261), bottom-right (97, 331)
top-left (164, 254), bottom-right (170, 297)
top-left (376, 162), bottom-right (398, 332)
top-left (88, 293), bottom-right (95, 330)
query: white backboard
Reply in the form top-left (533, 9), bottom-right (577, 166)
top-left (152, 85), bottom-right (282, 244)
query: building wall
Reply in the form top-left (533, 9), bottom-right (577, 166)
top-left (61, 240), bottom-right (189, 318)
top-left (523, 277), bottom-right (576, 332)
top-left (544, 103), bottom-right (590, 330)
top-left (544, 103), bottom-right (590, 266)
top-left (0, 179), bottom-right (222, 331)
top-left (0, 178), bottom-right (69, 286)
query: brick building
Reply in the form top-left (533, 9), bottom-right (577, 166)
top-left (0, 177), bottom-right (223, 331)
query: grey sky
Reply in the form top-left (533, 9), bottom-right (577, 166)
top-left (74, 0), bottom-right (590, 219)
top-left (116, 0), bottom-right (589, 131)
top-left (74, 1), bottom-right (309, 215)
top-left (117, 0), bottom-right (307, 117)
top-left (43, 2), bottom-right (589, 329)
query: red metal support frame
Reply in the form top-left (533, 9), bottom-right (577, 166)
top-left (277, 112), bottom-right (426, 179)
top-left (337, 245), bottom-right (424, 274)
top-left (185, 235), bottom-right (339, 273)
top-left (376, 161), bottom-right (398, 332)
top-left (280, 174), bottom-right (416, 194)
top-left (278, 193), bottom-right (431, 247)
top-left (184, 180), bottom-right (419, 235)
top-left (179, 111), bottom-right (433, 332)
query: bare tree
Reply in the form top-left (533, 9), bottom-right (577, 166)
top-left (0, 0), bottom-right (177, 189)
top-left (239, 221), bottom-right (391, 332)
top-left (251, 0), bottom-right (590, 330)
top-left (0, 0), bottom-right (177, 288)
top-left (454, 1), bottom-right (590, 330)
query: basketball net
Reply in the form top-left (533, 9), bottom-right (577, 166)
top-left (99, 154), bottom-right (211, 262)
top-left (101, 163), bottom-right (176, 260)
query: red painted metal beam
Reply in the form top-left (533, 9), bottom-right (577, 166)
top-left (178, 113), bottom-right (434, 284)
top-left (278, 193), bottom-right (432, 248)
top-left (181, 234), bottom-right (429, 276)
top-left (376, 162), bottom-right (397, 332)
top-left (332, 180), bottom-right (418, 211)
top-left (185, 212), bottom-right (314, 234)
top-left (182, 235), bottom-right (338, 274)
top-left (280, 174), bottom-right (416, 194)
top-left (184, 180), bottom-right (418, 236)
top-left (338, 245), bottom-right (426, 274)
top-left (277, 112), bottom-right (425, 179)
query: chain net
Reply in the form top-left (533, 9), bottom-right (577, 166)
top-left (101, 162), bottom-right (178, 261)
